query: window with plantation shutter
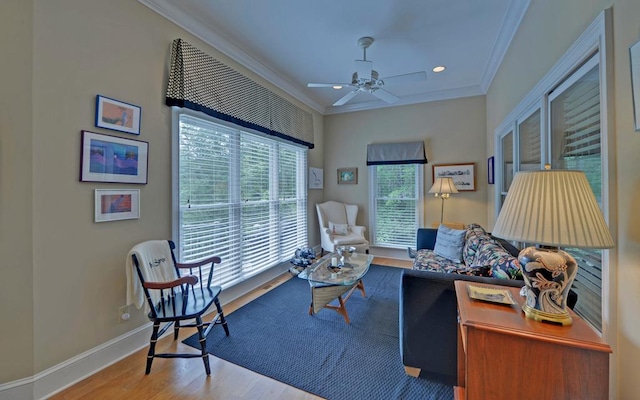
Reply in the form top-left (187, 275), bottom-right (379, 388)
top-left (518, 109), bottom-right (541, 171)
top-left (369, 164), bottom-right (423, 248)
top-left (549, 57), bottom-right (604, 331)
top-left (174, 111), bottom-right (307, 289)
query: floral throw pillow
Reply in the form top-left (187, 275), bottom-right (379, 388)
top-left (471, 240), bottom-right (522, 280)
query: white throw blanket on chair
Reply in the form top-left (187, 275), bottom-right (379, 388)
top-left (126, 240), bottom-right (179, 310)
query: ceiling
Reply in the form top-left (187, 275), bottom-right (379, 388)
top-left (141, 0), bottom-right (529, 115)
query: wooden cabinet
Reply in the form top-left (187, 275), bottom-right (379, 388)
top-left (454, 281), bottom-right (611, 400)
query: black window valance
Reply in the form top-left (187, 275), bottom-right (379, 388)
top-left (166, 39), bottom-right (314, 148)
top-left (366, 141), bottom-right (428, 165)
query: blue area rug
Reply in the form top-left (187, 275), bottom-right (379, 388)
top-left (183, 265), bottom-right (453, 400)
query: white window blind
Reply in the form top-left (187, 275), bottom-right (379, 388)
top-left (176, 113), bottom-right (307, 289)
top-left (369, 164), bottom-right (422, 248)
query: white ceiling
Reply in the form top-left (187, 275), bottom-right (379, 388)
top-left (141, 0), bottom-right (529, 115)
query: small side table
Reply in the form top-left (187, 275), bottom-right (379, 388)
top-left (454, 280), bottom-right (611, 400)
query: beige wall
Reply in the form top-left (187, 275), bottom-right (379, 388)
top-left (0, 0), bottom-right (34, 382)
top-left (324, 96), bottom-right (489, 241)
top-left (1, 0), bottom-right (322, 383)
top-left (4, 0), bottom-right (639, 397)
top-left (486, 0), bottom-right (640, 397)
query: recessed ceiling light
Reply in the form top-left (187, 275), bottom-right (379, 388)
top-left (432, 66), bottom-right (446, 73)
top-left (332, 85), bottom-right (343, 90)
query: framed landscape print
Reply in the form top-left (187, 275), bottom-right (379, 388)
top-left (80, 131), bottom-right (148, 184)
top-left (95, 95), bottom-right (141, 135)
top-left (337, 167), bottom-right (358, 184)
top-left (95, 189), bottom-right (140, 222)
top-left (432, 163), bottom-right (476, 191)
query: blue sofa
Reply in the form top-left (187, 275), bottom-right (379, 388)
top-left (399, 225), bottom-right (577, 386)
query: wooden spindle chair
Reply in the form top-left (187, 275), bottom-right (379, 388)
top-left (130, 240), bottom-right (229, 375)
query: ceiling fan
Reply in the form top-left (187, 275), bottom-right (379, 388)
top-left (307, 36), bottom-right (427, 106)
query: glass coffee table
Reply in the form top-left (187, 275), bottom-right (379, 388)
top-left (298, 252), bottom-right (374, 324)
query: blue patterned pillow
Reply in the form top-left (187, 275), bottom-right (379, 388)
top-left (433, 225), bottom-right (466, 263)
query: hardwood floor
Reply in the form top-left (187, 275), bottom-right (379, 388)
top-left (50, 257), bottom-right (411, 400)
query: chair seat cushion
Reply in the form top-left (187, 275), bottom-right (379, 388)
top-left (333, 232), bottom-right (368, 245)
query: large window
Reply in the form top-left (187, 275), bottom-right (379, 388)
top-left (369, 164), bottom-right (423, 248)
top-left (174, 111), bottom-right (308, 289)
top-left (495, 43), bottom-right (611, 332)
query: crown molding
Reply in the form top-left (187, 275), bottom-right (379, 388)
top-left (138, 0), bottom-right (325, 114)
top-left (479, 0), bottom-right (531, 92)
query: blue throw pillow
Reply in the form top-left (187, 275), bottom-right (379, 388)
top-left (433, 224), bottom-right (466, 263)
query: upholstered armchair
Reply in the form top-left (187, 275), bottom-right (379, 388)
top-left (316, 201), bottom-right (369, 255)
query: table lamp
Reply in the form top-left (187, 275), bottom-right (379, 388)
top-left (492, 166), bottom-right (614, 326)
top-left (429, 177), bottom-right (458, 224)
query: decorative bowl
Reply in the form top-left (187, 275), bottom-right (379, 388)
top-left (336, 246), bottom-right (356, 260)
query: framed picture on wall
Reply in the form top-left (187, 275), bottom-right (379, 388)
top-left (630, 39), bottom-right (640, 131)
top-left (95, 95), bottom-right (141, 135)
top-left (80, 131), bottom-right (149, 184)
top-left (95, 189), bottom-right (140, 222)
top-left (337, 167), bottom-right (358, 184)
top-left (432, 163), bottom-right (476, 191)
top-left (488, 156), bottom-right (495, 184)
top-left (309, 167), bottom-right (323, 189)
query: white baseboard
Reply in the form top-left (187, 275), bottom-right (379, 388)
top-left (0, 323), bottom-right (154, 400)
top-left (0, 261), bottom-right (297, 400)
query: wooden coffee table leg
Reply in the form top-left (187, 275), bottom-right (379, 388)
top-left (336, 295), bottom-right (350, 324)
top-left (357, 279), bottom-right (366, 297)
top-left (310, 281), bottom-right (367, 324)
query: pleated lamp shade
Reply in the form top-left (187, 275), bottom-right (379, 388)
top-left (429, 177), bottom-right (459, 195)
top-left (492, 169), bottom-right (614, 249)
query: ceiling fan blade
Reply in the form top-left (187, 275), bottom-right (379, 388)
top-left (355, 60), bottom-right (372, 80)
top-left (307, 83), bottom-right (351, 88)
top-left (371, 89), bottom-right (399, 104)
top-left (333, 90), bottom-right (360, 106)
top-left (381, 71), bottom-right (427, 86)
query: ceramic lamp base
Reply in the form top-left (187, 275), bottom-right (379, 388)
top-left (518, 245), bottom-right (577, 326)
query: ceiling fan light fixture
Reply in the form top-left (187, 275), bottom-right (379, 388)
top-left (432, 65), bottom-right (446, 73)
top-left (308, 36), bottom-right (428, 106)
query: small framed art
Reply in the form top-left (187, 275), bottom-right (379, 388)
top-left (95, 95), bottom-right (141, 135)
top-left (630, 39), bottom-right (640, 131)
top-left (432, 163), bottom-right (476, 191)
top-left (309, 167), bottom-right (323, 189)
top-left (337, 167), bottom-right (358, 184)
top-left (80, 130), bottom-right (149, 184)
top-left (95, 189), bottom-right (140, 222)
top-left (488, 156), bottom-right (495, 184)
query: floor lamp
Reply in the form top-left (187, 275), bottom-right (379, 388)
top-left (429, 177), bottom-right (458, 224)
top-left (492, 166), bottom-right (614, 326)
